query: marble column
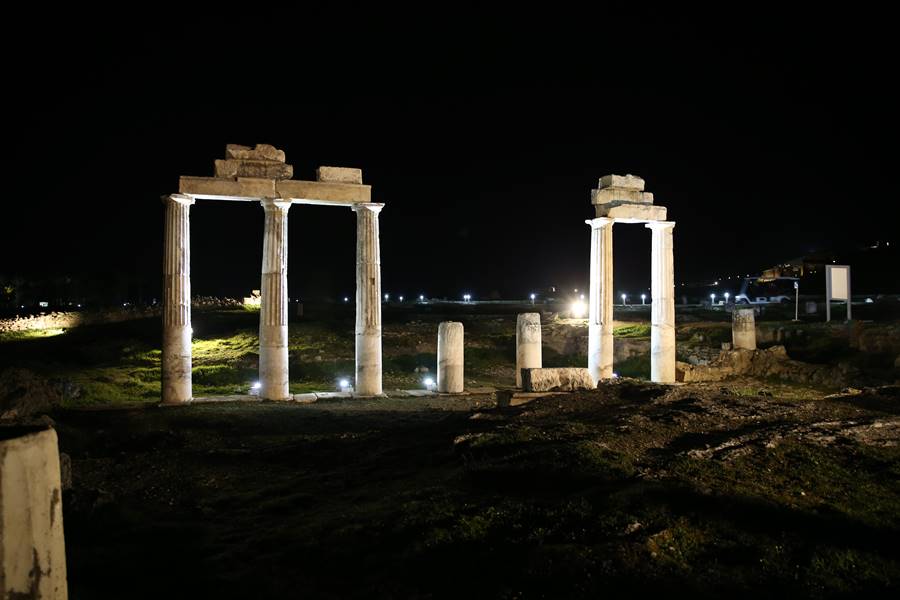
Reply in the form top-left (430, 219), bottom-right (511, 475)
top-left (515, 313), bottom-right (542, 387)
top-left (162, 194), bottom-right (195, 404)
top-left (353, 203), bottom-right (384, 396)
top-left (259, 199), bottom-right (292, 401)
top-left (586, 217), bottom-right (614, 384)
top-left (437, 321), bottom-right (464, 393)
top-left (647, 221), bottom-right (676, 383)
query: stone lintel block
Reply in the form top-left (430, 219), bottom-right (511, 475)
top-left (277, 179), bottom-right (371, 203)
top-left (316, 166), bottom-right (363, 185)
top-left (599, 174), bottom-right (645, 191)
top-left (214, 159), bottom-right (293, 180)
top-left (521, 367), bottom-right (596, 392)
top-left (179, 175), bottom-right (277, 199)
top-left (595, 203), bottom-right (667, 221)
top-left (179, 176), bottom-right (372, 204)
top-left (225, 143), bottom-right (286, 162)
top-left (591, 188), bottom-right (654, 205)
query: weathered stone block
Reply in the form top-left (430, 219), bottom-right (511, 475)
top-left (595, 204), bottom-right (667, 221)
top-left (215, 159), bottom-right (293, 180)
top-left (599, 174), bottom-right (645, 190)
top-left (225, 143), bottom-right (286, 162)
top-left (732, 308), bottom-right (757, 350)
top-left (591, 188), bottom-right (654, 205)
top-left (1, 425), bottom-right (68, 599)
top-left (521, 367), bottom-right (596, 392)
top-left (316, 166), bottom-right (363, 185)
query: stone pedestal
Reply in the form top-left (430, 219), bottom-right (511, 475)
top-left (1, 426), bottom-right (68, 599)
top-left (647, 221), bottom-right (676, 383)
top-left (437, 321), bottom-right (464, 393)
top-left (516, 313), bottom-right (543, 387)
top-left (586, 218), bottom-right (614, 383)
top-left (259, 199), bottom-right (292, 400)
top-left (733, 308), bottom-right (757, 350)
top-left (354, 204), bottom-right (384, 396)
top-left (161, 194), bottom-right (195, 404)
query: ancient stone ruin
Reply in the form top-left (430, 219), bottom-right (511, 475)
top-left (587, 174), bottom-right (676, 383)
top-left (0, 425), bottom-right (68, 599)
top-left (161, 144), bottom-right (384, 403)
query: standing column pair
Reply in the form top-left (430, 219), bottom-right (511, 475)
top-left (585, 218), bottom-right (676, 384)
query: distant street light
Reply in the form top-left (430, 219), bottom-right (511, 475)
top-left (724, 292), bottom-right (730, 303)
top-left (384, 293), bottom-right (389, 301)
top-left (710, 293), bottom-right (716, 306)
top-left (641, 293), bottom-right (646, 305)
top-left (463, 294), bottom-right (471, 302)
top-left (399, 296), bottom-right (404, 302)
top-left (344, 297), bottom-right (349, 303)
top-left (621, 293), bottom-right (627, 306)
top-left (530, 293), bottom-right (536, 304)
top-left (419, 294), bottom-right (425, 301)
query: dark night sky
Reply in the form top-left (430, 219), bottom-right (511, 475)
top-left (5, 6), bottom-right (897, 302)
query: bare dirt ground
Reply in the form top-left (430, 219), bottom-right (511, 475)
top-left (54, 381), bottom-right (900, 599)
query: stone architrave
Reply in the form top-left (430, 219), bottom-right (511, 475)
top-left (733, 308), bottom-right (757, 350)
top-left (259, 199), bottom-right (292, 400)
top-left (586, 217), bottom-right (614, 383)
top-left (437, 321), bottom-right (464, 393)
top-left (516, 313), bottom-right (543, 387)
top-left (353, 204), bottom-right (385, 396)
top-left (647, 221), bottom-right (676, 383)
top-left (0, 426), bottom-right (68, 599)
top-left (161, 194), bottom-right (195, 404)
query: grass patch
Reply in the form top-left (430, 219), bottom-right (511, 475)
top-left (614, 324), bottom-right (651, 338)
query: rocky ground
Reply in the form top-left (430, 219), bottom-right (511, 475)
top-left (2, 303), bottom-right (899, 597)
top-left (50, 381), bottom-right (899, 599)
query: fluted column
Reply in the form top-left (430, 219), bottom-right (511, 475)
top-left (259, 199), bottom-right (292, 400)
top-left (586, 217), bottom-right (614, 383)
top-left (162, 194), bottom-right (195, 404)
top-left (647, 221), bottom-right (676, 383)
top-left (437, 321), bottom-right (464, 393)
top-left (353, 203), bottom-right (384, 396)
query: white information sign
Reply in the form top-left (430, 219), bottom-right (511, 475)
top-left (826, 265), bottom-right (851, 322)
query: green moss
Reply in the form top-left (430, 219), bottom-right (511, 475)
top-left (614, 324), bottom-right (651, 338)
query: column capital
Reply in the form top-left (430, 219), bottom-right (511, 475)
top-left (645, 220), bottom-right (675, 230)
top-left (161, 193), bottom-right (195, 206)
top-left (261, 198), bottom-right (292, 212)
top-left (352, 203), bottom-right (384, 215)
top-left (585, 217), bottom-right (614, 229)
